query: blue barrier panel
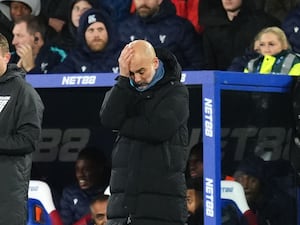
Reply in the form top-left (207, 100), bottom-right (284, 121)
top-left (26, 71), bottom-right (294, 225)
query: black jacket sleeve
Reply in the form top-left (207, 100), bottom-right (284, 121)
top-left (0, 82), bottom-right (44, 155)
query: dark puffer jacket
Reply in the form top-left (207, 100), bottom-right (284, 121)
top-left (118, 0), bottom-right (203, 70)
top-left (100, 49), bottom-right (189, 225)
top-left (0, 64), bottom-right (44, 225)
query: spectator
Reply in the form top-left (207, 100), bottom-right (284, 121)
top-left (53, 0), bottom-right (96, 52)
top-left (202, 0), bottom-right (279, 70)
top-left (244, 26), bottom-right (300, 75)
top-left (10, 15), bottom-right (66, 74)
top-left (282, 4), bottom-right (300, 55)
top-left (186, 178), bottom-right (203, 225)
top-left (100, 40), bottom-right (189, 225)
top-left (228, 35), bottom-right (260, 72)
top-left (100, 0), bottom-right (132, 24)
top-left (119, 0), bottom-right (204, 70)
top-left (233, 155), bottom-right (296, 225)
top-left (130, 0), bottom-right (204, 33)
top-left (0, 32), bottom-right (44, 225)
top-left (0, 2), bottom-right (13, 49)
top-left (52, 8), bottom-right (122, 73)
top-left (2, 0), bottom-right (40, 21)
top-left (0, 0), bottom-right (40, 49)
top-left (60, 147), bottom-right (109, 225)
top-left (263, 0), bottom-right (300, 22)
top-left (40, 0), bottom-right (69, 32)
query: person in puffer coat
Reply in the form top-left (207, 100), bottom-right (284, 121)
top-left (100, 40), bottom-right (189, 225)
top-left (0, 33), bottom-right (44, 225)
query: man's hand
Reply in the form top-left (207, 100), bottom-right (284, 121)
top-left (118, 44), bottom-right (134, 77)
top-left (16, 44), bottom-right (35, 72)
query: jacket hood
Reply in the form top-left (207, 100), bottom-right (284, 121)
top-left (66, 0), bottom-right (98, 37)
top-left (0, 2), bottom-right (10, 19)
top-left (2, 0), bottom-right (40, 16)
top-left (77, 8), bottom-right (120, 55)
top-left (0, 64), bottom-right (26, 83)
top-left (155, 48), bottom-right (182, 82)
top-left (138, 0), bottom-right (176, 23)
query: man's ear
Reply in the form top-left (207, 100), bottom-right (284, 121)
top-left (33, 32), bottom-right (42, 44)
top-left (153, 57), bottom-right (159, 69)
top-left (4, 52), bottom-right (11, 64)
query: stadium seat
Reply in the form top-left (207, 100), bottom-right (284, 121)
top-left (221, 180), bottom-right (258, 225)
top-left (27, 180), bottom-right (63, 225)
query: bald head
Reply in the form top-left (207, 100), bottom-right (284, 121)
top-left (129, 40), bottom-right (156, 62)
top-left (126, 40), bottom-right (160, 89)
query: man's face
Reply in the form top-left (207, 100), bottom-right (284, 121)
top-left (85, 22), bottom-right (108, 52)
top-left (91, 199), bottom-right (108, 225)
top-left (71, 0), bottom-right (92, 27)
top-left (186, 189), bottom-right (202, 215)
top-left (188, 154), bottom-right (203, 179)
top-left (12, 22), bottom-right (35, 51)
top-left (234, 171), bottom-right (261, 204)
top-left (259, 32), bottom-right (284, 56)
top-left (222, 0), bottom-right (242, 12)
top-left (10, 1), bottom-right (31, 21)
top-left (75, 159), bottom-right (100, 190)
top-left (134, 0), bottom-right (163, 17)
top-left (129, 55), bottom-right (158, 90)
top-left (0, 49), bottom-right (10, 76)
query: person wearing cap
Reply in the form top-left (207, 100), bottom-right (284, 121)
top-left (232, 155), bottom-right (296, 225)
top-left (51, 8), bottom-right (122, 74)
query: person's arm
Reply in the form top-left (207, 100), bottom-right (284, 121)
top-left (0, 83), bottom-right (44, 155)
top-left (100, 44), bottom-right (136, 129)
top-left (60, 187), bottom-right (75, 225)
top-left (119, 84), bottom-right (189, 143)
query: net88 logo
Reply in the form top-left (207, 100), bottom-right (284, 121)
top-left (33, 128), bottom-right (91, 162)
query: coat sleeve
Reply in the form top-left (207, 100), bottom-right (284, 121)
top-left (100, 76), bottom-right (135, 130)
top-left (0, 83), bottom-right (44, 155)
top-left (120, 83), bottom-right (189, 143)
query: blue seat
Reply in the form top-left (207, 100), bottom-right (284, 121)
top-left (27, 180), bottom-right (63, 225)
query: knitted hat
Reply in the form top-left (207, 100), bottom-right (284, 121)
top-left (235, 155), bottom-right (265, 181)
top-left (78, 8), bottom-right (110, 34)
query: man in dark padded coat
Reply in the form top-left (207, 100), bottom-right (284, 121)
top-left (0, 33), bottom-right (44, 225)
top-left (100, 40), bottom-right (189, 225)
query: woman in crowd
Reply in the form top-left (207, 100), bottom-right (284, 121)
top-left (244, 26), bottom-right (300, 76)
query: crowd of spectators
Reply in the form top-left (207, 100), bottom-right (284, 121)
top-left (2, 0), bottom-right (300, 75)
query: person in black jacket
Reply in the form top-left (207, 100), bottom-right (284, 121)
top-left (100, 40), bottom-right (189, 225)
top-left (0, 32), bottom-right (44, 225)
top-left (202, 0), bottom-right (280, 70)
top-left (119, 0), bottom-right (204, 70)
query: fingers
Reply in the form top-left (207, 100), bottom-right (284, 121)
top-left (118, 44), bottom-right (134, 77)
top-left (16, 44), bottom-right (32, 58)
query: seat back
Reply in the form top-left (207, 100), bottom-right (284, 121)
top-left (27, 180), bottom-right (63, 225)
top-left (221, 180), bottom-right (250, 214)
